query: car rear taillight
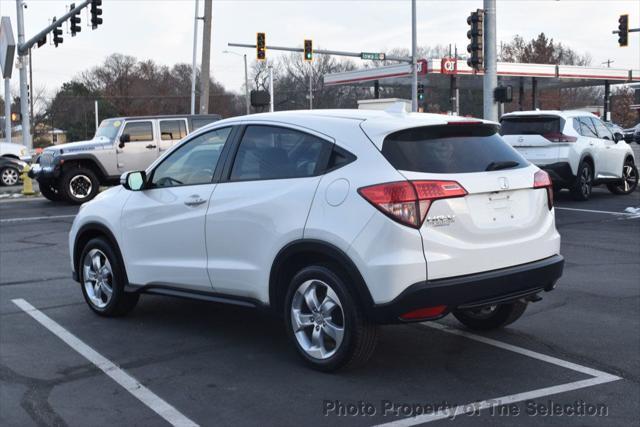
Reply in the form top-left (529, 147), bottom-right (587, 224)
top-left (534, 170), bottom-right (553, 210)
top-left (358, 180), bottom-right (467, 228)
top-left (543, 132), bottom-right (577, 143)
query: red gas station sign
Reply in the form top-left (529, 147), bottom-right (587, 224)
top-left (441, 57), bottom-right (457, 74)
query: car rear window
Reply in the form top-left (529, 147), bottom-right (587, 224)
top-left (499, 116), bottom-right (562, 136)
top-left (381, 124), bottom-right (527, 174)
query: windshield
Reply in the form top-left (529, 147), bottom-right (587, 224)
top-left (94, 119), bottom-right (123, 140)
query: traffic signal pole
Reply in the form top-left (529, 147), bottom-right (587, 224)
top-left (483, 0), bottom-right (498, 122)
top-left (190, 0), bottom-right (199, 115)
top-left (411, 0), bottom-right (418, 113)
top-left (15, 0), bottom-right (31, 149)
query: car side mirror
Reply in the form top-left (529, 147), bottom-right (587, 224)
top-left (614, 132), bottom-right (623, 143)
top-left (119, 134), bottom-right (130, 148)
top-left (120, 171), bottom-right (146, 191)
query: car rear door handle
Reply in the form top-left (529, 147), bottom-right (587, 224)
top-left (184, 196), bottom-right (207, 207)
top-left (146, 144), bottom-right (157, 149)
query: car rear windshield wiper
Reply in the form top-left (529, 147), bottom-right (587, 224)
top-left (485, 160), bottom-right (520, 171)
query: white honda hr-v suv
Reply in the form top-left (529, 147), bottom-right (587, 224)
top-left (500, 110), bottom-right (638, 200)
top-left (69, 109), bottom-right (564, 371)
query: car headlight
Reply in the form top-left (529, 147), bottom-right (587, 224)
top-left (20, 148), bottom-right (26, 156)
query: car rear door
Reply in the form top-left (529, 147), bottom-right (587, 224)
top-left (158, 118), bottom-right (189, 153)
top-left (590, 117), bottom-right (625, 178)
top-left (121, 126), bottom-right (234, 291)
top-left (205, 124), bottom-right (333, 302)
top-left (377, 123), bottom-right (560, 280)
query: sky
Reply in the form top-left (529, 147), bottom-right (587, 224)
top-left (0, 0), bottom-right (639, 97)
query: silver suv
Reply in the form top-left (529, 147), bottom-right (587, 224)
top-left (30, 114), bottom-right (221, 203)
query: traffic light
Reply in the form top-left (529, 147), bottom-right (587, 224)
top-left (256, 32), bottom-right (266, 60)
top-left (466, 9), bottom-right (484, 71)
top-left (618, 14), bottom-right (629, 47)
top-left (52, 18), bottom-right (63, 47)
top-left (304, 39), bottom-right (313, 61)
top-left (417, 83), bottom-right (425, 102)
top-left (90, 0), bottom-right (103, 29)
top-left (70, 3), bottom-right (81, 36)
top-left (10, 112), bottom-right (21, 122)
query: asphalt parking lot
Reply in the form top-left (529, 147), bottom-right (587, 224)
top-left (1, 179), bottom-right (639, 426)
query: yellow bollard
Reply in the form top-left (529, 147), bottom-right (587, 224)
top-left (21, 164), bottom-right (36, 196)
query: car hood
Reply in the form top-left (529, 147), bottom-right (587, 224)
top-left (43, 137), bottom-right (112, 155)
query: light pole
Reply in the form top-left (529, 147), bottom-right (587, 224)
top-left (411, 0), bottom-right (417, 112)
top-left (190, 0), bottom-right (200, 115)
top-left (483, 0), bottom-right (498, 121)
top-left (223, 50), bottom-right (250, 115)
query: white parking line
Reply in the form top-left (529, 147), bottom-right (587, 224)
top-left (374, 322), bottom-right (622, 426)
top-left (0, 214), bottom-right (76, 223)
top-left (11, 298), bottom-right (199, 427)
top-left (555, 206), bottom-right (636, 216)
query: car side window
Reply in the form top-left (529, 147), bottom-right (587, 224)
top-left (591, 118), bottom-right (614, 140)
top-left (122, 121), bottom-right (154, 142)
top-left (160, 120), bottom-right (188, 141)
top-left (150, 127), bottom-right (232, 188)
top-left (229, 125), bottom-right (330, 181)
top-left (578, 117), bottom-right (598, 138)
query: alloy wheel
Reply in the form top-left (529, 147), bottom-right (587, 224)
top-left (1, 168), bottom-right (19, 186)
top-left (290, 279), bottom-right (345, 360)
top-left (69, 174), bottom-right (93, 199)
top-left (620, 164), bottom-right (638, 193)
top-left (580, 165), bottom-right (592, 198)
top-left (82, 248), bottom-right (113, 309)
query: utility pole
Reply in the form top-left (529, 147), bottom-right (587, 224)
top-left (411, 0), bottom-right (418, 112)
top-left (309, 69), bottom-right (313, 110)
top-left (190, 0), bottom-right (199, 115)
top-left (199, 0), bottom-right (212, 114)
top-left (243, 53), bottom-right (250, 114)
top-left (483, 0), bottom-right (498, 121)
top-left (15, 0), bottom-right (31, 149)
top-left (268, 65), bottom-right (274, 112)
top-left (28, 47), bottom-right (33, 137)
top-left (602, 59), bottom-right (614, 68)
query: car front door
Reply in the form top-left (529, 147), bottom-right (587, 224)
top-left (116, 120), bottom-right (159, 172)
top-left (158, 118), bottom-right (189, 153)
top-left (121, 126), bottom-right (234, 291)
top-left (590, 117), bottom-right (625, 178)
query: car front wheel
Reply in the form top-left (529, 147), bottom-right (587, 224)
top-left (38, 181), bottom-right (64, 201)
top-left (79, 237), bottom-right (139, 317)
top-left (285, 265), bottom-right (377, 371)
top-left (61, 167), bottom-right (99, 204)
top-left (607, 159), bottom-right (638, 195)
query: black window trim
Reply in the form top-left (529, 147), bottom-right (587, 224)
top-left (219, 123), bottom-right (340, 184)
top-left (145, 125), bottom-right (239, 190)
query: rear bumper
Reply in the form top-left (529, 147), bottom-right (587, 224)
top-left (539, 162), bottom-right (575, 187)
top-left (371, 255), bottom-right (564, 324)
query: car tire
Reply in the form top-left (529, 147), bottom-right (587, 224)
top-left (570, 161), bottom-right (593, 201)
top-left (0, 166), bottom-right (20, 186)
top-left (38, 181), bottom-right (64, 201)
top-left (79, 237), bottom-right (139, 317)
top-left (606, 158), bottom-right (638, 195)
top-left (284, 265), bottom-right (378, 372)
top-left (61, 167), bottom-right (99, 204)
top-left (453, 301), bottom-right (528, 331)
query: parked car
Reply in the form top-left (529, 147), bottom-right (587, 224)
top-left (500, 110), bottom-right (638, 200)
top-left (0, 156), bottom-right (26, 186)
top-left (623, 123), bottom-right (640, 144)
top-left (0, 141), bottom-right (30, 162)
top-left (69, 109), bottom-right (564, 371)
top-left (604, 121), bottom-right (626, 142)
top-left (30, 114), bottom-right (221, 204)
